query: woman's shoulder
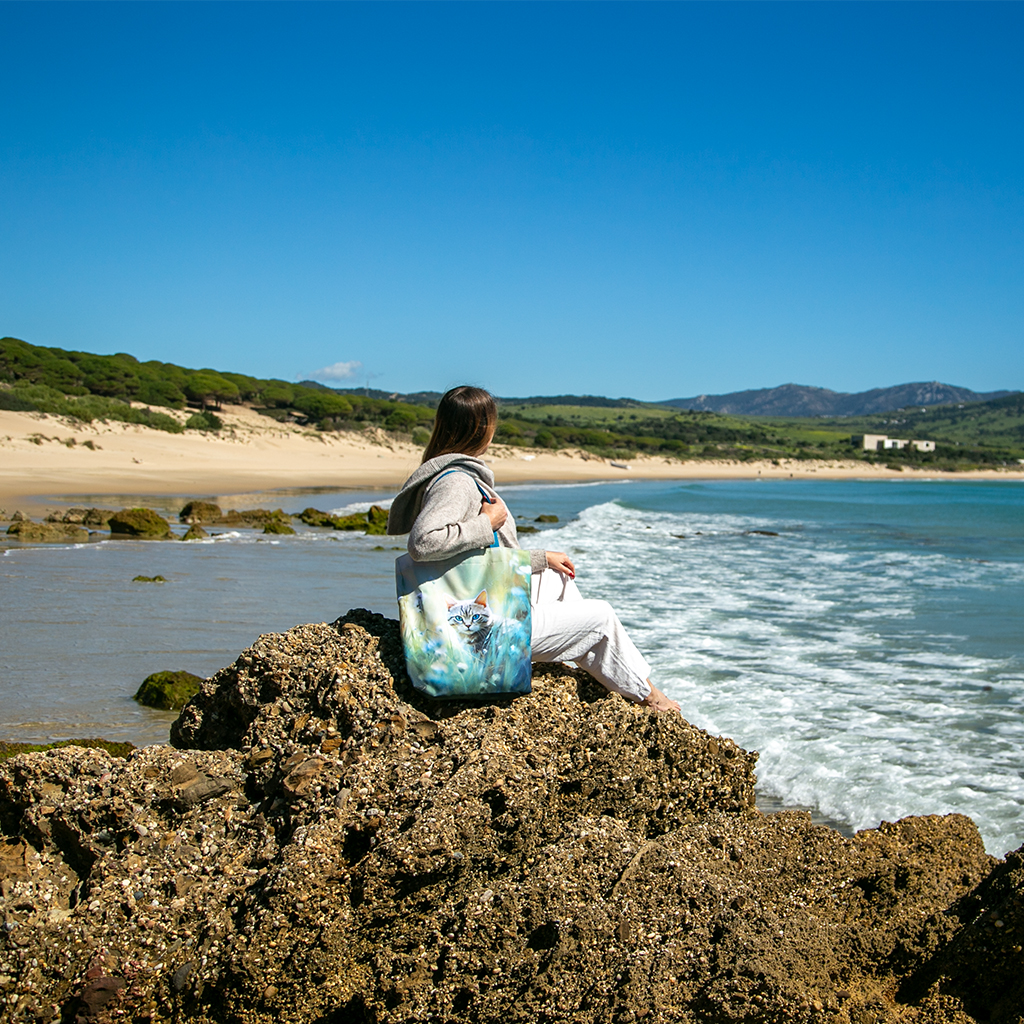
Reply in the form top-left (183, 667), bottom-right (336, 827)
top-left (424, 467), bottom-right (484, 498)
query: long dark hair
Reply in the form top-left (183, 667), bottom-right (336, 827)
top-left (421, 386), bottom-right (497, 463)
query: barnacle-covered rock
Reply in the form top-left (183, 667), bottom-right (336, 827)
top-left (0, 611), bottom-right (1011, 1024)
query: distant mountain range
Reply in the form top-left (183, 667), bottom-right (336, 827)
top-left (299, 378), bottom-right (1018, 418)
top-left (298, 382), bottom-right (446, 407)
top-left (298, 384), bottom-right (643, 410)
top-left (658, 382), bottom-right (1016, 418)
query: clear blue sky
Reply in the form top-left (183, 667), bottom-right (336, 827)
top-left (2, 2), bottom-right (1021, 400)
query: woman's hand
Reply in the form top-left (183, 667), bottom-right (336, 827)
top-left (481, 494), bottom-right (508, 531)
top-left (546, 551), bottom-right (575, 578)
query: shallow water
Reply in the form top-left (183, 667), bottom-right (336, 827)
top-left (2, 478), bottom-right (1021, 855)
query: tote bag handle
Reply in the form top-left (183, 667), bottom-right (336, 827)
top-left (433, 470), bottom-right (500, 548)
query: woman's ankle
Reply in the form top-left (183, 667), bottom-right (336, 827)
top-left (640, 682), bottom-right (681, 714)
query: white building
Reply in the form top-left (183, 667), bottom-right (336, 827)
top-left (853, 434), bottom-right (935, 453)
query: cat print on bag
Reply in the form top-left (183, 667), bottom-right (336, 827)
top-left (445, 590), bottom-right (493, 654)
top-left (396, 546), bottom-right (533, 698)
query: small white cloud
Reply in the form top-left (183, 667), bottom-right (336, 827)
top-left (311, 360), bottom-right (363, 382)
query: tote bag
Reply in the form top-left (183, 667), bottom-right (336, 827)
top-left (395, 475), bottom-right (532, 699)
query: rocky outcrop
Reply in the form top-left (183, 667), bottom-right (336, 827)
top-left (108, 508), bottom-right (172, 539)
top-left (262, 521), bottom-right (296, 535)
top-left (6, 507), bottom-right (112, 542)
top-left (133, 670), bottom-right (204, 711)
top-left (0, 611), bottom-right (1018, 1024)
top-left (5, 520), bottom-right (89, 543)
top-left (216, 508), bottom-right (292, 528)
top-left (366, 504), bottom-right (388, 535)
top-left (45, 507), bottom-right (114, 527)
top-left (298, 506), bottom-right (336, 527)
top-left (181, 525), bottom-right (208, 541)
top-left (0, 738), bottom-right (135, 763)
top-left (179, 501), bottom-right (222, 525)
top-left (298, 505), bottom-right (389, 534)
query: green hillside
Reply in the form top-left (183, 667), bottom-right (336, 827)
top-left (497, 398), bottom-right (1024, 468)
top-left (0, 337), bottom-right (436, 436)
top-left (792, 394), bottom-right (1024, 449)
top-left (2, 336), bottom-right (1020, 469)
top-left (745, 395), bottom-right (1024, 468)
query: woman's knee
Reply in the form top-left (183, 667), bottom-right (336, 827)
top-left (583, 599), bottom-right (618, 631)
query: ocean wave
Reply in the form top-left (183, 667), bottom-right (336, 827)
top-left (548, 500), bottom-right (1024, 856)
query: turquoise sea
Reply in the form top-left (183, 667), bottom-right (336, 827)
top-left (1, 478), bottom-right (1022, 856)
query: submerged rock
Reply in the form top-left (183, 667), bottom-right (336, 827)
top-left (181, 524), bottom-right (208, 541)
top-left (108, 507), bottom-right (172, 538)
top-left (132, 574), bottom-right (168, 583)
top-left (134, 670), bottom-right (204, 710)
top-left (262, 520), bottom-right (296, 535)
top-left (5, 520), bottom-right (89, 543)
top-left (0, 610), bottom-right (1016, 1024)
top-left (217, 508), bottom-right (292, 528)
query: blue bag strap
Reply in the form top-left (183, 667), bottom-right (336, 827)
top-left (433, 469), bottom-right (500, 548)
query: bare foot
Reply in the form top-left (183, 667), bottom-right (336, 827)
top-left (639, 682), bottom-right (681, 714)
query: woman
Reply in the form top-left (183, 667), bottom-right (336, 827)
top-left (387, 385), bottom-right (681, 713)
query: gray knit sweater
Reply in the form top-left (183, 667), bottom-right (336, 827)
top-left (387, 454), bottom-right (548, 573)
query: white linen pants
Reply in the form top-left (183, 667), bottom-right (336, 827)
top-left (530, 568), bottom-right (652, 703)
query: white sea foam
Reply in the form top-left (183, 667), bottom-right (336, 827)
top-left (548, 501), bottom-right (1024, 856)
top-left (327, 499), bottom-right (394, 516)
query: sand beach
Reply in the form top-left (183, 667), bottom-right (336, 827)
top-left (2, 405), bottom-right (1021, 512)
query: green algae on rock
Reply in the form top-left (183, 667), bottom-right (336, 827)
top-left (108, 507), bottom-right (172, 538)
top-left (263, 520), bottom-right (296, 535)
top-left (0, 611), bottom-right (1017, 1024)
top-left (181, 524), bottom-right (208, 541)
top-left (217, 508), bottom-right (292, 528)
top-left (330, 512), bottom-right (371, 531)
top-left (133, 670), bottom-right (204, 711)
top-left (366, 503), bottom-right (389, 535)
top-left (298, 507), bottom-right (335, 527)
top-left (298, 506), bottom-right (389, 534)
top-left (131, 574), bottom-right (167, 583)
top-left (5, 521), bottom-right (89, 543)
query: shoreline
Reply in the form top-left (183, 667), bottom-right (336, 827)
top-left (3, 405), bottom-right (1022, 513)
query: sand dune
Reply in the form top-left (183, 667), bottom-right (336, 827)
top-left (1, 405), bottom-right (1020, 514)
